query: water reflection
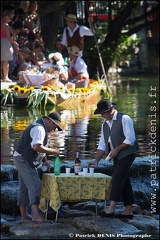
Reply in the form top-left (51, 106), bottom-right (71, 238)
top-left (1, 75), bottom-right (159, 164)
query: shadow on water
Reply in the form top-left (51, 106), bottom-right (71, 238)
top-left (1, 75), bottom-right (159, 164)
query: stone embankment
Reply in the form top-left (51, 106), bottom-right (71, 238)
top-left (1, 156), bottom-right (159, 239)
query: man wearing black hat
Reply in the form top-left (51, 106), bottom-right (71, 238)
top-left (13, 112), bottom-right (63, 222)
top-left (88, 99), bottom-right (139, 219)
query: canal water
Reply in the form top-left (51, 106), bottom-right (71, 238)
top-left (1, 75), bottom-right (159, 164)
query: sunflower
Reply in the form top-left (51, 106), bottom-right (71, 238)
top-left (59, 85), bottom-right (65, 91)
top-left (27, 86), bottom-right (34, 94)
top-left (19, 87), bottom-right (27, 95)
top-left (68, 88), bottom-right (75, 94)
top-left (42, 86), bottom-right (49, 91)
top-left (80, 88), bottom-right (85, 93)
top-left (28, 86), bottom-right (34, 91)
top-left (84, 88), bottom-right (89, 93)
top-left (14, 85), bottom-right (21, 93)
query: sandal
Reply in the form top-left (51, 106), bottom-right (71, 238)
top-left (3, 78), bottom-right (12, 82)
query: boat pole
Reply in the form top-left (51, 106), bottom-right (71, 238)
top-left (85, 2), bottom-right (112, 96)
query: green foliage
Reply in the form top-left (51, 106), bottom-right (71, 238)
top-left (1, 89), bottom-right (14, 105)
top-left (86, 18), bottom-right (141, 68)
top-left (113, 34), bottom-right (141, 64)
top-left (26, 89), bottom-right (56, 108)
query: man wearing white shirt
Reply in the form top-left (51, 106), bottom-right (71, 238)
top-left (13, 112), bottom-right (63, 222)
top-left (60, 14), bottom-right (94, 57)
top-left (88, 99), bottom-right (139, 219)
top-left (67, 45), bottom-right (90, 88)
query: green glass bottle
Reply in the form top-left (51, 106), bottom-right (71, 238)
top-left (54, 156), bottom-right (60, 175)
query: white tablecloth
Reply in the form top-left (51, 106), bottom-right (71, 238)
top-left (22, 73), bottom-right (54, 86)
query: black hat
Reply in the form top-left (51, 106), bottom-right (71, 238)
top-left (44, 112), bottom-right (63, 131)
top-left (94, 99), bottom-right (116, 114)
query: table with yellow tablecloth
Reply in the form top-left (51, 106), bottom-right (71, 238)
top-left (39, 173), bottom-right (112, 214)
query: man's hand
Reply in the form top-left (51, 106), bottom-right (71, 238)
top-left (88, 160), bottom-right (98, 168)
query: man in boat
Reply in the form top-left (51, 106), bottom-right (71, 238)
top-left (60, 14), bottom-right (94, 57)
top-left (66, 45), bottom-right (90, 88)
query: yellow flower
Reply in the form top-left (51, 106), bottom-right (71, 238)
top-left (19, 87), bottom-right (27, 95)
top-left (28, 86), bottom-right (34, 94)
top-left (84, 88), bottom-right (89, 93)
top-left (42, 86), bottom-right (49, 91)
top-left (59, 85), bottom-right (65, 91)
top-left (28, 86), bottom-right (34, 91)
top-left (14, 85), bottom-right (21, 92)
top-left (80, 88), bottom-right (85, 93)
top-left (68, 88), bottom-right (75, 93)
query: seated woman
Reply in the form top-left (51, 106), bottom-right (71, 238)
top-left (67, 45), bottom-right (90, 88)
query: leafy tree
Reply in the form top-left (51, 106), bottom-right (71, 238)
top-left (37, 1), bottom-right (158, 75)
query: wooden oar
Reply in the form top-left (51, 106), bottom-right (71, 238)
top-left (86, 2), bottom-right (112, 96)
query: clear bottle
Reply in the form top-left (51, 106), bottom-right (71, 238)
top-left (74, 152), bottom-right (81, 175)
top-left (54, 156), bottom-right (61, 175)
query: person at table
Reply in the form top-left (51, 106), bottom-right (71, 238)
top-left (67, 45), bottom-right (90, 88)
top-left (13, 112), bottom-right (63, 222)
top-left (88, 99), bottom-right (139, 219)
top-left (60, 14), bottom-right (94, 57)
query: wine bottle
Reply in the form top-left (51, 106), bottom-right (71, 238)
top-left (74, 152), bottom-right (81, 175)
top-left (54, 156), bottom-right (60, 175)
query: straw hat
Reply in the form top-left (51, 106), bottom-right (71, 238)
top-left (67, 45), bottom-right (80, 57)
top-left (65, 14), bottom-right (77, 21)
top-left (48, 52), bottom-right (64, 65)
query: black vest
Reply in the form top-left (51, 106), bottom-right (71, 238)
top-left (15, 118), bottom-right (48, 167)
top-left (103, 112), bottom-right (139, 160)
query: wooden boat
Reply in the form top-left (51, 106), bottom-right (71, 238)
top-left (1, 73), bottom-right (109, 108)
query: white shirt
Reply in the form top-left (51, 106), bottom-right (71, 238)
top-left (68, 57), bottom-right (89, 79)
top-left (97, 110), bottom-right (136, 151)
top-left (30, 125), bottom-right (45, 148)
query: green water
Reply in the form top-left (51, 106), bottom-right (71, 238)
top-left (1, 75), bottom-right (159, 163)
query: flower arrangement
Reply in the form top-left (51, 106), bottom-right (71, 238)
top-left (1, 78), bottom-right (108, 108)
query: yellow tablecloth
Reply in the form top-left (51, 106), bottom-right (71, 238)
top-left (39, 173), bottom-right (112, 212)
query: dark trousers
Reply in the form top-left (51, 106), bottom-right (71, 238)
top-left (110, 154), bottom-right (136, 206)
